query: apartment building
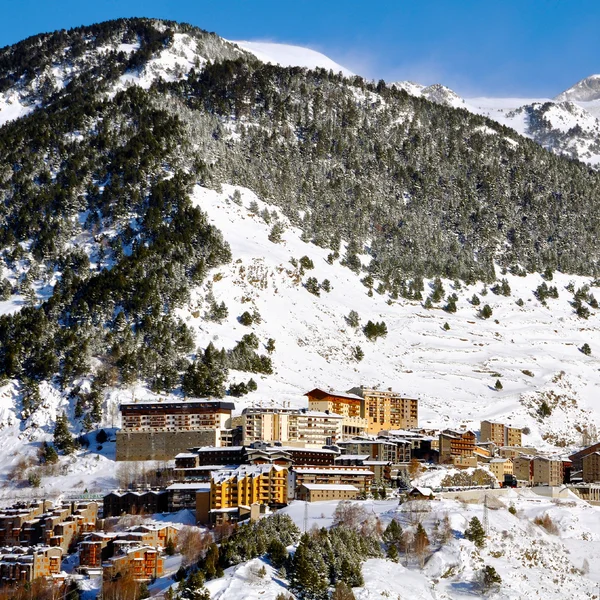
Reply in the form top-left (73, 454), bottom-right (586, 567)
top-left (582, 452), bottom-right (600, 482)
top-left (337, 438), bottom-right (403, 463)
top-left (0, 501), bottom-right (53, 545)
top-left (289, 466), bottom-right (374, 499)
top-left (103, 545), bottom-right (163, 581)
top-left (103, 490), bottom-right (169, 518)
top-left (241, 407), bottom-right (343, 447)
top-left (0, 500), bottom-right (97, 551)
top-left (305, 388), bottom-right (368, 437)
top-left (480, 421), bottom-right (523, 447)
top-left (487, 458), bottom-right (513, 482)
top-left (439, 430), bottom-right (476, 463)
top-left (297, 484), bottom-right (359, 502)
top-left (349, 387), bottom-right (418, 434)
top-left (80, 525), bottom-right (179, 569)
top-left (197, 465), bottom-right (288, 524)
top-left (117, 400), bottom-right (235, 461)
top-left (532, 456), bottom-right (563, 486)
top-left (570, 441), bottom-right (600, 472)
top-left (0, 546), bottom-right (62, 583)
top-left (512, 455), bottom-right (534, 483)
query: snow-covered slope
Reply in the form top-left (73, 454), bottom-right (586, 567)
top-left (3, 182), bottom-right (600, 496)
top-left (203, 492), bottom-right (600, 600)
top-left (230, 40), bottom-right (353, 76)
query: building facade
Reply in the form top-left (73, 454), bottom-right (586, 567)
top-left (0, 546), bottom-right (62, 583)
top-left (297, 484), bottom-right (359, 502)
top-left (116, 400), bottom-right (235, 461)
top-left (439, 430), bottom-right (476, 463)
top-left (351, 388), bottom-right (418, 434)
top-left (532, 457), bottom-right (563, 486)
top-left (289, 466), bottom-right (374, 499)
top-left (582, 452), bottom-right (600, 482)
top-left (305, 389), bottom-right (368, 437)
top-left (241, 408), bottom-right (343, 447)
top-left (480, 421), bottom-right (523, 447)
top-left (199, 465), bottom-right (288, 524)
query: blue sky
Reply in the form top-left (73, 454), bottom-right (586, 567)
top-left (1, 0), bottom-right (599, 97)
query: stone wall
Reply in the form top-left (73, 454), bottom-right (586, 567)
top-left (116, 430), bottom-right (218, 461)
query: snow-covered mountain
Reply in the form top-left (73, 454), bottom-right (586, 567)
top-left (393, 77), bottom-right (600, 166)
top-left (230, 40), bottom-right (353, 76)
top-left (555, 74), bottom-right (600, 102)
top-left (0, 18), bottom-right (600, 498)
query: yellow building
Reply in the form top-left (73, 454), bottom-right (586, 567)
top-left (358, 388), bottom-right (418, 433)
top-left (488, 458), bottom-right (513, 482)
top-left (200, 465), bottom-right (288, 524)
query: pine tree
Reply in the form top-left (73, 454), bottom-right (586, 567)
top-left (383, 519), bottom-right (403, 546)
top-left (54, 412), bottom-right (75, 454)
top-left (41, 442), bottom-right (59, 465)
top-left (165, 538), bottom-right (175, 556)
top-left (479, 564), bottom-right (502, 592)
top-left (414, 523), bottom-right (430, 567)
top-left (494, 379), bottom-right (503, 390)
top-left (332, 581), bottom-right (356, 600)
top-left (386, 543), bottom-right (399, 562)
top-left (464, 516), bottom-right (486, 548)
top-left (479, 304), bottom-right (493, 319)
top-left (82, 412), bottom-right (93, 432)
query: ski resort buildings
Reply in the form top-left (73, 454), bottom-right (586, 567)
top-left (305, 387), bottom-right (419, 436)
top-left (116, 399), bottom-right (235, 460)
top-left (241, 407), bottom-right (344, 446)
top-left (480, 420), bottom-right (523, 447)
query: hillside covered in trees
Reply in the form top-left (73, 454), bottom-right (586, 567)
top-left (1, 17), bottom-right (600, 401)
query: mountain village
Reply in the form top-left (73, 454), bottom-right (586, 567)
top-left (2, 383), bottom-right (600, 598)
top-left (2, 14), bottom-right (600, 600)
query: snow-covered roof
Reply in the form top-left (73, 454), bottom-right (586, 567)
top-left (211, 464), bottom-right (286, 484)
top-left (293, 468), bottom-right (374, 476)
top-left (166, 483), bottom-right (211, 491)
top-left (305, 388), bottom-right (363, 401)
top-left (300, 484), bottom-right (359, 492)
top-left (335, 454), bottom-right (370, 461)
top-left (410, 487), bottom-right (434, 496)
top-left (175, 453), bottom-right (199, 459)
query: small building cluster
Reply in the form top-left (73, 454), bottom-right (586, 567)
top-left (79, 523), bottom-right (179, 581)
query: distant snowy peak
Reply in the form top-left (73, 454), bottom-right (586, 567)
top-left (421, 84), bottom-right (466, 108)
top-left (392, 81), bottom-right (465, 108)
top-left (555, 74), bottom-right (600, 102)
top-left (230, 41), bottom-right (354, 76)
top-left (391, 81), bottom-right (425, 96)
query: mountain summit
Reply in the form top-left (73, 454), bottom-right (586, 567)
top-left (555, 74), bottom-right (600, 102)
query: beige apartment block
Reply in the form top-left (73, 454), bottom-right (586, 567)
top-left (358, 388), bottom-right (418, 434)
top-left (242, 407), bottom-right (343, 447)
top-left (512, 455), bottom-right (533, 483)
top-left (488, 458), bottom-right (513, 482)
top-left (117, 400), bottom-right (235, 460)
top-left (532, 457), bottom-right (563, 486)
top-left (480, 421), bottom-right (523, 447)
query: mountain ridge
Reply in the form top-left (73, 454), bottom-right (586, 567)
top-left (0, 17), bottom-right (598, 496)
